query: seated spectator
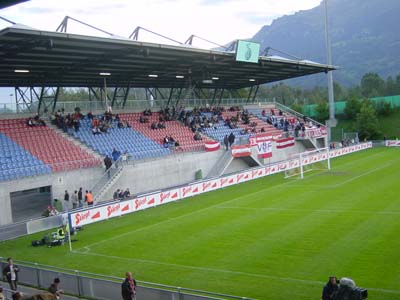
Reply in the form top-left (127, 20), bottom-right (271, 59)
top-left (157, 122), bottom-right (166, 129)
top-left (73, 119), bottom-right (80, 132)
top-left (118, 120), bottom-right (124, 128)
top-left (92, 118), bottom-right (99, 128)
top-left (151, 122), bottom-right (157, 130)
top-left (87, 111), bottom-right (94, 120)
top-left (115, 114), bottom-right (120, 122)
top-left (260, 127), bottom-right (265, 132)
top-left (194, 132), bottom-right (202, 141)
top-left (92, 126), bottom-right (101, 135)
top-left (163, 136), bottom-right (169, 147)
top-left (123, 188), bottom-right (131, 198)
top-left (27, 117), bottom-right (34, 127)
top-left (118, 189), bottom-right (124, 200)
top-left (143, 109), bottom-right (152, 116)
top-left (261, 109), bottom-right (266, 117)
top-left (139, 115), bottom-right (148, 123)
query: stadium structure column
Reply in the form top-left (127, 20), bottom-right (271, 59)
top-left (36, 87), bottom-right (60, 114)
top-left (15, 87), bottom-right (33, 113)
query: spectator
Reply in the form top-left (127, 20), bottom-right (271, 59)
top-left (118, 190), bottom-right (124, 200)
top-left (123, 188), bottom-right (131, 199)
top-left (113, 189), bottom-right (120, 201)
top-left (104, 155), bottom-right (112, 179)
top-left (223, 135), bottom-right (229, 150)
top-left (71, 190), bottom-right (78, 209)
top-left (2, 257), bottom-right (19, 291)
top-left (150, 122), bottom-right (157, 130)
top-left (228, 132), bottom-right (235, 147)
top-left (48, 278), bottom-right (64, 300)
top-left (0, 287), bottom-right (4, 300)
top-left (194, 132), bottom-right (202, 141)
top-left (121, 272), bottom-right (136, 300)
top-left (86, 191), bottom-right (93, 206)
top-left (112, 148), bottom-right (121, 167)
top-left (63, 190), bottom-right (69, 212)
top-left (78, 187), bottom-right (83, 208)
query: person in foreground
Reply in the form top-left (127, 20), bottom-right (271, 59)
top-left (121, 272), bottom-right (136, 300)
top-left (322, 276), bottom-right (339, 300)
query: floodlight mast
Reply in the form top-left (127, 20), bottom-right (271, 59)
top-left (324, 0), bottom-right (336, 141)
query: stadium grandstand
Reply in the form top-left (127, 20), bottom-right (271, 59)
top-left (0, 11), bottom-right (372, 300)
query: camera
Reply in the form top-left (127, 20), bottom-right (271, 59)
top-left (333, 278), bottom-right (368, 300)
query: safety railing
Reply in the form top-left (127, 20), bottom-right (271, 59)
top-left (0, 259), bottom-right (255, 300)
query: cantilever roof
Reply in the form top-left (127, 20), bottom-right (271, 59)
top-left (0, 25), bottom-right (336, 89)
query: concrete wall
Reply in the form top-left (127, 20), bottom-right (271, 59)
top-left (102, 150), bottom-right (223, 200)
top-left (0, 167), bottom-right (104, 225)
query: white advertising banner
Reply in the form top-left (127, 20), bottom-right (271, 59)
top-left (220, 175), bottom-right (236, 188)
top-left (385, 140), bottom-right (400, 147)
top-left (69, 142), bottom-right (373, 228)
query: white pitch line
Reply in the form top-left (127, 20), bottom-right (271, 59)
top-left (77, 173), bottom-right (320, 250)
top-left (329, 159), bottom-right (400, 188)
top-left (72, 250), bottom-right (400, 294)
top-left (217, 206), bottom-right (400, 215)
top-left (78, 150), bottom-right (396, 250)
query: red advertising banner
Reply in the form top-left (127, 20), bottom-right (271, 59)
top-left (231, 145), bottom-right (251, 157)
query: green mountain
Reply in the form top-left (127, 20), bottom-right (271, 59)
top-left (252, 0), bottom-right (400, 87)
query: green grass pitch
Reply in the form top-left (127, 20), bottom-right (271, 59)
top-left (1, 147), bottom-right (400, 300)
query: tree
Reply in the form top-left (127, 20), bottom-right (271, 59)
top-left (360, 72), bottom-right (385, 98)
top-left (355, 100), bottom-right (381, 140)
top-left (385, 76), bottom-right (397, 96)
top-left (343, 96), bottom-right (361, 119)
top-left (333, 81), bottom-right (346, 101)
top-left (290, 103), bottom-right (303, 114)
top-left (314, 101), bottom-right (329, 123)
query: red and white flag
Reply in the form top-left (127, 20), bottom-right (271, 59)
top-left (204, 140), bottom-right (220, 151)
top-left (231, 145), bottom-right (251, 157)
top-left (276, 137), bottom-right (295, 149)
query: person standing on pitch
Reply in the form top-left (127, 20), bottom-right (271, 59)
top-left (2, 257), bottom-right (19, 291)
top-left (121, 271), bottom-right (136, 300)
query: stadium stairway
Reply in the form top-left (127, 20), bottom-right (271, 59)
top-left (92, 162), bottom-right (124, 203)
top-left (47, 122), bottom-right (103, 161)
top-left (205, 150), bottom-right (233, 178)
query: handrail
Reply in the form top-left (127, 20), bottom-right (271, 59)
top-left (90, 155), bottom-right (124, 202)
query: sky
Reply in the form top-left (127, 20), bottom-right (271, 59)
top-left (0, 0), bottom-right (322, 103)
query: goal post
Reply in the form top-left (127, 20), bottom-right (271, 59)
top-left (284, 147), bottom-right (330, 179)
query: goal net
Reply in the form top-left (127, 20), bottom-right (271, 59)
top-left (284, 147), bottom-right (330, 179)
